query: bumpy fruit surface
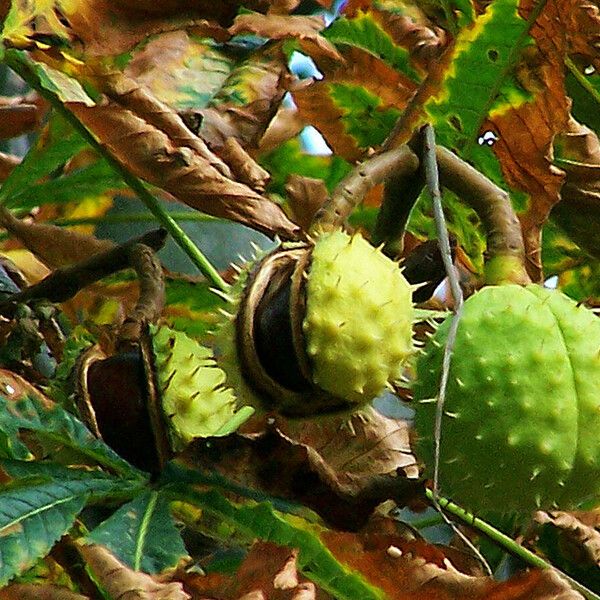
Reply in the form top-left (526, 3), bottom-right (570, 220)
top-left (151, 325), bottom-right (252, 449)
top-left (413, 284), bottom-right (600, 513)
top-left (215, 230), bottom-right (414, 415)
top-left (303, 230), bottom-right (413, 403)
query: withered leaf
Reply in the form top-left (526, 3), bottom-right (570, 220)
top-left (62, 68), bottom-right (299, 239)
top-left (78, 543), bottom-right (190, 600)
top-left (228, 14), bottom-right (341, 63)
top-left (0, 206), bottom-right (114, 270)
top-left (182, 542), bottom-right (327, 600)
top-left (565, 1), bottom-right (600, 66)
top-left (0, 94), bottom-right (45, 139)
top-left (198, 44), bottom-right (291, 151)
top-left (0, 584), bottom-right (88, 600)
top-left (285, 175), bottom-right (330, 231)
top-left (551, 117), bottom-right (600, 259)
top-left (294, 47), bottom-right (417, 161)
top-left (536, 510), bottom-right (600, 568)
top-left (180, 407), bottom-right (420, 530)
top-left (258, 107), bottom-right (305, 154)
top-left (324, 531), bottom-right (584, 600)
top-left (488, 0), bottom-right (574, 280)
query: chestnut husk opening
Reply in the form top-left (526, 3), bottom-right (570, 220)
top-left (76, 331), bottom-right (172, 473)
top-left (236, 244), bottom-right (352, 417)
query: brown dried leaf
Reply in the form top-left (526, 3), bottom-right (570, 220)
top-left (279, 407), bottom-right (417, 482)
top-left (285, 175), bottom-right (329, 231)
top-left (61, 0), bottom-right (239, 56)
top-left (536, 511), bottom-right (600, 568)
top-left (229, 14), bottom-right (341, 63)
top-left (488, 0), bottom-right (572, 280)
top-left (0, 152), bottom-right (21, 181)
top-left (0, 584), bottom-right (88, 600)
top-left (293, 81), bottom-right (362, 161)
top-left (219, 138), bottom-right (271, 192)
top-left (0, 94), bottom-right (45, 139)
top-left (198, 44), bottom-right (291, 151)
top-left (0, 367), bottom-right (55, 407)
top-left (64, 72), bottom-right (298, 239)
top-left (258, 107), bottom-right (305, 154)
top-left (182, 542), bottom-right (327, 600)
top-left (180, 407), bottom-right (420, 529)
top-left (325, 530), bottom-right (584, 600)
top-left (78, 544), bottom-right (190, 600)
top-left (551, 117), bottom-right (600, 259)
top-left (565, 1), bottom-right (600, 68)
top-left (0, 206), bottom-right (114, 269)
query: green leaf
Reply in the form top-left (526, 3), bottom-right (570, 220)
top-left (328, 82), bottom-right (401, 149)
top-left (0, 115), bottom-right (88, 206)
top-left (425, 0), bottom-right (533, 156)
top-left (324, 11), bottom-right (420, 81)
top-left (0, 479), bottom-right (86, 585)
top-left (168, 486), bottom-right (387, 600)
top-left (0, 394), bottom-right (144, 479)
top-left (566, 67), bottom-right (600, 134)
top-left (163, 277), bottom-right (225, 339)
top-left (85, 490), bottom-right (188, 574)
top-left (6, 160), bottom-right (124, 211)
top-left (260, 138), bottom-right (351, 196)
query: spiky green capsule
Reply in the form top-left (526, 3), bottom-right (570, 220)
top-left (151, 325), bottom-right (253, 450)
top-left (216, 230), bottom-right (414, 416)
top-left (303, 230), bottom-right (413, 403)
top-left (413, 284), bottom-right (600, 513)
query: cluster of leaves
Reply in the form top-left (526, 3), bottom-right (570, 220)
top-left (0, 0), bottom-right (597, 599)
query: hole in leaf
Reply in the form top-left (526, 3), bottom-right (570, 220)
top-left (487, 49), bottom-right (499, 62)
top-left (448, 115), bottom-right (463, 132)
top-left (584, 65), bottom-right (596, 75)
top-left (477, 130), bottom-right (499, 146)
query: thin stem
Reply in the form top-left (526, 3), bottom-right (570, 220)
top-left (422, 124), bottom-right (487, 573)
top-left (311, 145), bottom-right (419, 232)
top-left (3, 49), bottom-right (228, 292)
top-left (565, 56), bottom-right (600, 106)
top-left (50, 212), bottom-right (217, 227)
top-left (425, 489), bottom-right (600, 600)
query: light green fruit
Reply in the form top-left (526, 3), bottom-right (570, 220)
top-left (303, 230), bottom-right (414, 403)
top-left (151, 325), bottom-right (253, 450)
top-left (413, 284), bottom-right (600, 513)
top-left (215, 230), bottom-right (414, 416)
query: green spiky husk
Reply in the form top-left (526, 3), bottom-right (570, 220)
top-left (213, 230), bottom-right (414, 415)
top-left (413, 284), bottom-right (600, 513)
top-left (303, 230), bottom-right (414, 403)
top-left (151, 325), bottom-right (253, 450)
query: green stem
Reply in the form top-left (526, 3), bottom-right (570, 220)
top-left (426, 489), bottom-right (600, 600)
top-left (3, 49), bottom-right (228, 292)
top-left (565, 56), bottom-right (600, 107)
top-left (50, 212), bottom-right (217, 227)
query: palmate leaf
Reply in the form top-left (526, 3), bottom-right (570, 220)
top-left (0, 116), bottom-right (88, 206)
top-left (6, 160), bottom-right (124, 212)
top-left (0, 460), bottom-right (143, 586)
top-left (323, 9), bottom-right (421, 81)
top-left (170, 486), bottom-right (387, 600)
top-left (424, 0), bottom-right (533, 157)
top-left (85, 490), bottom-right (188, 574)
top-left (0, 393), bottom-right (143, 479)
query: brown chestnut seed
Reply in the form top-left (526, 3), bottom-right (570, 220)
top-left (84, 350), bottom-right (160, 472)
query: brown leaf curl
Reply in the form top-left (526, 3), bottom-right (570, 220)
top-left (78, 544), bottom-right (190, 600)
